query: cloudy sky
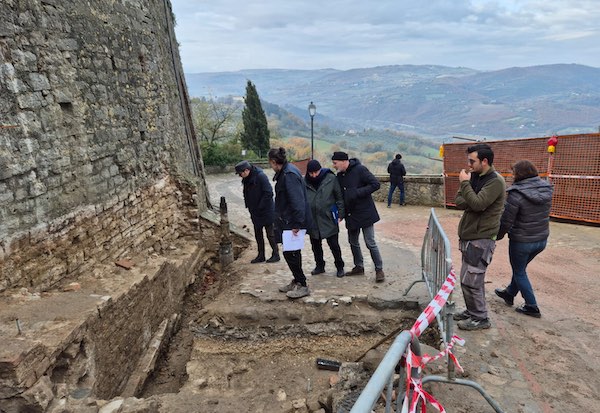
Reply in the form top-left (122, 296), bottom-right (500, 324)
top-left (171, 0), bottom-right (600, 73)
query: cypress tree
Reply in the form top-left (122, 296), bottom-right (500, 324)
top-left (240, 80), bottom-right (270, 158)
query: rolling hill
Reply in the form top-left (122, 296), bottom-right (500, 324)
top-left (185, 64), bottom-right (600, 139)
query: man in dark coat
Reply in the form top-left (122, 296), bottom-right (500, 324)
top-left (331, 151), bottom-right (385, 282)
top-left (304, 159), bottom-right (346, 277)
top-left (387, 153), bottom-right (407, 207)
top-left (235, 160), bottom-right (279, 263)
top-left (268, 148), bottom-right (313, 299)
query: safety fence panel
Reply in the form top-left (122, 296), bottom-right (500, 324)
top-left (442, 133), bottom-right (600, 224)
top-left (547, 134), bottom-right (600, 223)
top-left (351, 210), bottom-right (504, 413)
top-left (418, 209), bottom-right (453, 350)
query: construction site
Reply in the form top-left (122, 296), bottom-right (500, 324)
top-left (2, 1), bottom-right (600, 412)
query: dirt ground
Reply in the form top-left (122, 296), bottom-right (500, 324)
top-left (143, 172), bottom-right (600, 413)
top-left (383, 208), bottom-right (600, 413)
top-left (142, 264), bottom-right (432, 412)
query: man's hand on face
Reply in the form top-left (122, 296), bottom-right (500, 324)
top-left (459, 169), bottom-right (471, 182)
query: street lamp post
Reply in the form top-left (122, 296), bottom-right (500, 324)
top-left (308, 101), bottom-right (316, 159)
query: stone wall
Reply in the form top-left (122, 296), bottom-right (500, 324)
top-left (373, 175), bottom-right (445, 206)
top-left (0, 0), bottom-right (207, 291)
top-left (204, 167), bottom-right (445, 207)
top-left (0, 241), bottom-right (216, 411)
top-left (88, 248), bottom-right (208, 399)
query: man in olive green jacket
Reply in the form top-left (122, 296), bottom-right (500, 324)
top-left (453, 143), bottom-right (505, 331)
top-left (305, 160), bottom-right (346, 277)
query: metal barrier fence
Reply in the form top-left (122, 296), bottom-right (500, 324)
top-left (405, 208), bottom-right (455, 368)
top-left (350, 209), bottom-right (504, 412)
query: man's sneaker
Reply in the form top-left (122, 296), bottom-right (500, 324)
top-left (336, 268), bottom-right (345, 278)
top-left (251, 256), bottom-right (265, 264)
top-left (266, 255), bottom-right (280, 263)
top-left (457, 317), bottom-right (491, 331)
top-left (286, 285), bottom-right (310, 299)
top-left (278, 280), bottom-right (298, 293)
top-left (453, 310), bottom-right (471, 321)
top-left (345, 266), bottom-right (365, 276)
top-left (375, 269), bottom-right (385, 282)
top-left (387, 205), bottom-right (391, 208)
top-left (515, 303), bottom-right (541, 318)
top-left (311, 266), bottom-right (325, 275)
top-left (494, 288), bottom-right (514, 306)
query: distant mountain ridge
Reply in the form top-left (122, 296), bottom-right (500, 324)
top-left (185, 64), bottom-right (600, 139)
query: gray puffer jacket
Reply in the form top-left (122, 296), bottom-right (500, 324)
top-left (497, 176), bottom-right (553, 242)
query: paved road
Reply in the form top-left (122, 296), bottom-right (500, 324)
top-left (205, 170), bottom-right (424, 307)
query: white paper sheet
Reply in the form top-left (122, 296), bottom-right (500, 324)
top-left (282, 229), bottom-right (306, 252)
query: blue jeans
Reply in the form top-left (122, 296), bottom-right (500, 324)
top-left (347, 225), bottom-right (383, 270)
top-left (387, 182), bottom-right (405, 206)
top-left (505, 239), bottom-right (547, 307)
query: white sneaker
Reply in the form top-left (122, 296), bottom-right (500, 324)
top-left (286, 285), bottom-right (310, 299)
top-left (278, 280), bottom-right (298, 293)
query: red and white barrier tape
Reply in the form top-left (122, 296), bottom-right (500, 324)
top-left (400, 268), bottom-right (465, 413)
top-left (548, 174), bottom-right (600, 179)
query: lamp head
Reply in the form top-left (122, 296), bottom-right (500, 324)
top-left (308, 101), bottom-right (316, 117)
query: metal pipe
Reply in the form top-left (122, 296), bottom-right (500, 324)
top-left (422, 376), bottom-right (506, 413)
top-left (350, 331), bottom-right (412, 412)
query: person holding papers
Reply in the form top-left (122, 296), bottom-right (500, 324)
top-left (304, 159), bottom-right (346, 277)
top-left (268, 147), bottom-right (313, 299)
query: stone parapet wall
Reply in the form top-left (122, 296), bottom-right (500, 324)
top-left (373, 175), bottom-right (445, 207)
top-left (204, 168), bottom-right (445, 207)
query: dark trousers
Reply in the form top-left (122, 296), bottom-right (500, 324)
top-left (310, 234), bottom-right (344, 270)
top-left (283, 250), bottom-right (306, 286)
top-left (387, 181), bottom-right (405, 205)
top-left (253, 222), bottom-right (279, 258)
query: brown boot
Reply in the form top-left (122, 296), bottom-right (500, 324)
top-left (345, 266), bottom-right (365, 276)
top-left (375, 269), bottom-right (385, 282)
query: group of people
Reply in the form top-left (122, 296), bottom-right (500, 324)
top-left (235, 148), bottom-right (386, 300)
top-left (453, 143), bottom-right (553, 331)
top-left (235, 142), bottom-right (554, 315)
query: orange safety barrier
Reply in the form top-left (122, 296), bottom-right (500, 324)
top-left (442, 133), bottom-right (600, 224)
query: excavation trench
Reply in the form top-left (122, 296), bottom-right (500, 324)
top-left (140, 267), bottom-right (438, 412)
top-left (0, 233), bottom-right (429, 413)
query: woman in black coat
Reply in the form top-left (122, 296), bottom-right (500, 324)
top-left (268, 148), bottom-right (313, 299)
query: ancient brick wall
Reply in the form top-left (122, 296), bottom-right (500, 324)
top-left (1, 177), bottom-right (199, 291)
top-left (0, 0), bottom-right (208, 291)
top-left (88, 248), bottom-right (207, 399)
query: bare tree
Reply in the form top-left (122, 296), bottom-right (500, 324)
top-left (191, 97), bottom-right (241, 144)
